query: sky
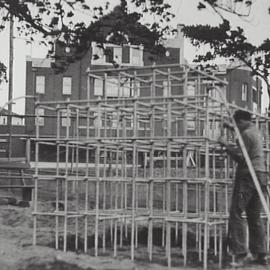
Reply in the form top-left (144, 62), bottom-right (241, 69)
top-left (0, 0), bottom-right (270, 114)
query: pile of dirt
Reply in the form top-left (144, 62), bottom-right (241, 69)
top-left (1, 207), bottom-right (32, 227)
top-left (18, 259), bottom-right (93, 270)
top-left (0, 204), bottom-right (268, 270)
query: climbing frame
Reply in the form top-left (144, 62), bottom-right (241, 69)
top-left (32, 64), bottom-right (270, 269)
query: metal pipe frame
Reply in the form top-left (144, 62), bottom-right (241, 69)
top-left (32, 65), bottom-right (270, 270)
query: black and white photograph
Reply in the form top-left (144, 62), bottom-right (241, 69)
top-left (0, 0), bottom-right (269, 269)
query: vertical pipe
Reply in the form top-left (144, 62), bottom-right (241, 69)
top-left (114, 219), bottom-right (117, 257)
top-left (102, 181), bottom-right (106, 252)
top-left (131, 97), bottom-right (138, 260)
top-left (182, 67), bottom-right (189, 265)
top-left (131, 141), bottom-right (136, 260)
top-left (84, 79), bottom-right (91, 252)
top-left (94, 100), bottom-right (101, 257)
top-left (75, 108), bottom-right (79, 251)
top-left (55, 105), bottom-right (61, 250)
top-left (102, 146), bottom-right (107, 253)
top-left (166, 222), bottom-right (172, 268)
top-left (33, 99), bottom-right (40, 246)
top-left (148, 179), bottom-right (153, 261)
top-left (120, 181), bottom-right (124, 248)
top-left (203, 94), bottom-right (210, 270)
top-left (166, 68), bottom-right (172, 265)
top-left (218, 225), bottom-right (223, 269)
top-left (175, 160), bottom-right (179, 242)
top-left (148, 69), bottom-right (155, 259)
top-left (63, 103), bottom-right (71, 252)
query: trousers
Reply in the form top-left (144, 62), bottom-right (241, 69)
top-left (228, 171), bottom-right (267, 255)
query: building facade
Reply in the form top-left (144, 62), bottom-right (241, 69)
top-left (24, 25), bottom-right (263, 140)
top-left (224, 63), bottom-right (263, 113)
top-left (25, 25), bottom-right (184, 136)
top-left (0, 108), bottom-right (26, 158)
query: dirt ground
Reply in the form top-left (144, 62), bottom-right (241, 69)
top-left (0, 203), bottom-right (268, 270)
top-left (0, 204), bottom-right (170, 270)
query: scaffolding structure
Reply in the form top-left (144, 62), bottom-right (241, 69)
top-left (32, 64), bottom-right (270, 269)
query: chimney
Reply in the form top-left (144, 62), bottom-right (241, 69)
top-left (164, 24), bottom-right (185, 64)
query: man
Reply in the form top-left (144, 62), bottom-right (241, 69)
top-left (219, 109), bottom-right (268, 266)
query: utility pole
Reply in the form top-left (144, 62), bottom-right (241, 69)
top-left (7, 16), bottom-right (14, 160)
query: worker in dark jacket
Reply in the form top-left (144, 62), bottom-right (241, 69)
top-left (219, 110), bottom-right (268, 266)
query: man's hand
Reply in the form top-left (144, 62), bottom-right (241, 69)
top-left (223, 121), bottom-right (234, 130)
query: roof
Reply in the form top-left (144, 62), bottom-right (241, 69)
top-left (26, 56), bottom-right (54, 68)
top-left (0, 108), bottom-right (23, 117)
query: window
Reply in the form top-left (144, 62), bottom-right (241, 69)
top-left (91, 42), bottom-right (143, 66)
top-left (106, 77), bottom-right (118, 97)
top-left (253, 102), bottom-right (258, 113)
top-left (113, 46), bottom-right (122, 64)
top-left (131, 80), bottom-right (140, 97)
top-left (94, 78), bottom-right (103, 96)
top-left (92, 43), bottom-right (105, 62)
top-left (187, 81), bottom-right (196, 96)
top-left (187, 113), bottom-right (196, 130)
top-left (36, 75), bottom-right (45, 94)
top-left (163, 81), bottom-right (170, 97)
top-left (122, 46), bottom-right (130, 64)
top-left (35, 108), bottom-right (44, 126)
top-left (61, 110), bottom-right (71, 127)
top-left (252, 87), bottom-right (258, 103)
top-left (131, 47), bottom-right (141, 65)
top-left (62, 77), bottom-right (72, 95)
top-left (125, 115), bottom-right (134, 129)
top-left (93, 112), bottom-right (102, 128)
top-left (120, 78), bottom-right (132, 97)
top-left (110, 112), bottom-right (118, 128)
top-left (12, 117), bottom-right (23, 125)
top-left (106, 77), bottom-right (133, 97)
top-left (139, 120), bottom-right (150, 130)
top-left (241, 83), bottom-right (248, 101)
top-left (0, 116), bottom-right (7, 125)
top-left (105, 46), bottom-right (114, 63)
top-left (94, 77), bottom-right (136, 98)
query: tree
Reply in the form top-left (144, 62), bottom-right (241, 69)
top-left (0, 0), bottom-right (175, 79)
top-left (181, 0), bottom-right (270, 109)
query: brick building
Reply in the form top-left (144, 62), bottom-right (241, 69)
top-left (25, 25), bottom-right (184, 136)
top-left (24, 25), bottom-right (263, 141)
top-left (0, 108), bottom-right (26, 158)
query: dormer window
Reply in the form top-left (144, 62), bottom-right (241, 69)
top-left (112, 46), bottom-right (122, 64)
top-left (131, 47), bottom-right (141, 65)
top-left (92, 42), bottom-right (143, 67)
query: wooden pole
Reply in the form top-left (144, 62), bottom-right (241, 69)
top-left (7, 16), bottom-right (14, 160)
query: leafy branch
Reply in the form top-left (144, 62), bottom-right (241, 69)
top-left (0, 0), bottom-right (175, 81)
top-left (182, 18), bottom-right (270, 108)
